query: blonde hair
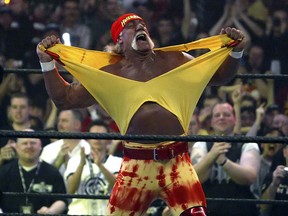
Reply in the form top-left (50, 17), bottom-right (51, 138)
top-left (104, 43), bottom-right (123, 55)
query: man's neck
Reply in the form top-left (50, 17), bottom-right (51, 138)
top-left (261, 154), bottom-right (273, 164)
top-left (19, 158), bottom-right (39, 168)
top-left (63, 139), bottom-right (81, 152)
top-left (215, 131), bottom-right (234, 136)
top-left (124, 49), bottom-right (155, 64)
top-left (13, 122), bottom-right (31, 131)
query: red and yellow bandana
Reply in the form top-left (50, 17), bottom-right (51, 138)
top-left (111, 13), bottom-right (143, 44)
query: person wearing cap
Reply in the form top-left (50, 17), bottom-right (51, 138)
top-left (36, 13), bottom-right (247, 216)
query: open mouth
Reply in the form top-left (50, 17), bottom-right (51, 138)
top-left (268, 145), bottom-right (275, 151)
top-left (136, 32), bottom-right (147, 41)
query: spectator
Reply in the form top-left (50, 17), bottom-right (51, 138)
top-left (0, 4), bottom-right (33, 69)
top-left (260, 143), bottom-right (288, 216)
top-left (271, 114), bottom-right (288, 136)
top-left (187, 111), bottom-right (209, 153)
top-left (237, 44), bottom-right (269, 104)
top-left (250, 128), bottom-right (284, 199)
top-left (0, 74), bottom-right (27, 128)
top-left (246, 102), bottom-right (266, 137)
top-left (197, 94), bottom-right (223, 135)
top-left (89, 0), bottom-right (125, 50)
top-left (261, 9), bottom-right (288, 109)
top-left (59, 0), bottom-right (91, 48)
top-left (181, 0), bottom-right (199, 43)
top-left (0, 93), bottom-right (32, 166)
top-left (191, 102), bottom-right (260, 216)
top-left (79, 0), bottom-right (99, 25)
top-left (255, 104), bottom-right (280, 136)
top-left (64, 120), bottom-right (122, 215)
top-left (0, 129), bottom-right (67, 214)
top-left (209, 0), bottom-right (252, 44)
top-left (150, 14), bottom-right (185, 47)
top-left (40, 109), bottom-right (90, 176)
top-left (130, 1), bottom-right (155, 33)
top-left (240, 105), bottom-right (257, 134)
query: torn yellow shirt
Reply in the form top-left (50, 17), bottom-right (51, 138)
top-left (45, 34), bottom-right (235, 134)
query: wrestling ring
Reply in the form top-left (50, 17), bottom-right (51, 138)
top-left (1, 67), bottom-right (288, 215)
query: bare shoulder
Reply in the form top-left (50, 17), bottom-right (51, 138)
top-left (100, 62), bottom-right (122, 75)
top-left (156, 50), bottom-right (194, 65)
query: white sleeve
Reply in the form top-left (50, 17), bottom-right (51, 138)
top-left (242, 142), bottom-right (260, 153)
top-left (104, 156), bottom-right (123, 174)
top-left (192, 141), bottom-right (208, 154)
top-left (40, 141), bottom-right (62, 164)
top-left (64, 155), bottom-right (81, 180)
top-left (40, 145), bottom-right (55, 164)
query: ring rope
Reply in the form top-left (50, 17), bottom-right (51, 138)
top-left (2, 191), bottom-right (288, 205)
top-left (2, 67), bottom-right (288, 79)
top-left (1, 66), bottom-right (287, 214)
top-left (1, 130), bottom-right (287, 143)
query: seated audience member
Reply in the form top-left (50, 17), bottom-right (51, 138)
top-left (191, 102), bottom-right (260, 216)
top-left (0, 129), bottom-right (67, 214)
top-left (240, 105), bottom-right (257, 134)
top-left (65, 120), bottom-right (122, 215)
top-left (197, 94), bottom-right (223, 135)
top-left (260, 144), bottom-right (288, 216)
top-left (248, 104), bottom-right (280, 137)
top-left (0, 93), bottom-right (32, 166)
top-left (271, 114), bottom-right (288, 136)
top-left (40, 109), bottom-right (90, 176)
top-left (250, 128), bottom-right (284, 199)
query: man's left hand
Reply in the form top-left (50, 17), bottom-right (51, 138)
top-left (220, 27), bottom-right (247, 51)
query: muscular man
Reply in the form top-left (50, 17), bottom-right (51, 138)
top-left (36, 13), bottom-right (247, 216)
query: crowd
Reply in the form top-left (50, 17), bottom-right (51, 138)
top-left (0, 0), bottom-right (288, 215)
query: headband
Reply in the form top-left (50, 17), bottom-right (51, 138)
top-left (111, 13), bottom-right (143, 44)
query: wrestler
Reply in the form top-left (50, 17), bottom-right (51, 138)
top-left (36, 13), bottom-right (247, 216)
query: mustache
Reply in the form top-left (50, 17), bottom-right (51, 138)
top-left (131, 34), bottom-right (155, 51)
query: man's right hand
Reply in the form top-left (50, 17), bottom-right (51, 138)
top-left (36, 35), bottom-right (61, 62)
top-left (0, 140), bottom-right (16, 161)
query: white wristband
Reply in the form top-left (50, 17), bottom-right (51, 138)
top-left (229, 50), bottom-right (244, 59)
top-left (40, 61), bottom-right (55, 72)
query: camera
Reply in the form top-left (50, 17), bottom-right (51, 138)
top-left (283, 167), bottom-right (288, 178)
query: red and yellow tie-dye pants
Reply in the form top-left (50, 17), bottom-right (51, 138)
top-left (106, 142), bottom-right (206, 216)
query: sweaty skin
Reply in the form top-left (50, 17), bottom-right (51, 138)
top-left (38, 34), bottom-right (242, 136)
top-left (37, 15), bottom-right (247, 215)
top-left (37, 23), bottom-right (246, 139)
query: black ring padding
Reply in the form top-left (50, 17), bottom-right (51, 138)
top-left (2, 192), bottom-right (288, 206)
top-left (0, 130), bottom-right (288, 143)
top-left (2, 68), bottom-right (288, 79)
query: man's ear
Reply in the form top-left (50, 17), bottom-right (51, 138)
top-left (117, 34), bottom-right (123, 45)
top-left (117, 38), bottom-right (123, 45)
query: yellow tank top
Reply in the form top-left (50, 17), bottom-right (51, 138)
top-left (41, 34), bottom-right (236, 134)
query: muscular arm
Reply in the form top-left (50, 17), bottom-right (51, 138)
top-left (37, 35), bottom-right (95, 110)
top-left (209, 27), bottom-right (248, 86)
top-left (43, 71), bottom-right (95, 109)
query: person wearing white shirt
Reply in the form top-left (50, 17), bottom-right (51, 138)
top-left (64, 120), bottom-right (122, 215)
top-left (40, 109), bottom-right (90, 176)
top-left (191, 102), bottom-right (260, 216)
